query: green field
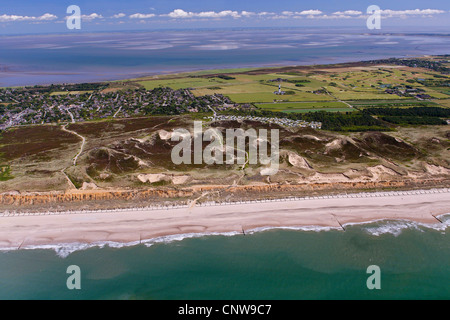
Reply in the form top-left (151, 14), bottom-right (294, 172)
top-left (227, 91), bottom-right (333, 103)
top-left (437, 99), bottom-right (450, 108)
top-left (138, 73), bottom-right (333, 103)
top-left (349, 99), bottom-right (434, 105)
top-left (131, 63), bottom-right (449, 113)
top-left (283, 108), bottom-right (355, 113)
top-left (255, 101), bottom-right (354, 113)
top-left (431, 87), bottom-right (450, 96)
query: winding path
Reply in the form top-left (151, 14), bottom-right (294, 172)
top-left (61, 124), bottom-right (86, 166)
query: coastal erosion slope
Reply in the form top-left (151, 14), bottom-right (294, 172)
top-left (0, 190), bottom-right (448, 251)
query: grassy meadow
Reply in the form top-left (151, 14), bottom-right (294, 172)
top-left (133, 63), bottom-right (449, 114)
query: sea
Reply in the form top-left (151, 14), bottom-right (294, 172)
top-left (0, 27), bottom-right (449, 87)
top-left (0, 216), bottom-right (449, 300)
top-left (0, 27), bottom-right (449, 300)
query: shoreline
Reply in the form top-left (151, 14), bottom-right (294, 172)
top-left (1, 188), bottom-right (449, 255)
top-left (10, 217), bottom-right (450, 259)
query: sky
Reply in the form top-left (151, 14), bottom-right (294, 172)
top-left (0, 0), bottom-right (449, 34)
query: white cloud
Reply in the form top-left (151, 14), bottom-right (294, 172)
top-left (165, 9), bottom-right (242, 19)
top-left (269, 9), bottom-right (324, 19)
top-left (258, 12), bottom-right (276, 16)
top-left (163, 9), bottom-right (330, 20)
top-left (129, 13), bottom-right (156, 19)
top-left (166, 9), bottom-right (194, 18)
top-left (37, 13), bottom-right (58, 21)
top-left (198, 10), bottom-right (241, 18)
top-left (0, 13), bottom-right (57, 22)
top-left (6, 7), bottom-right (444, 25)
top-left (333, 10), bottom-right (362, 16)
top-left (81, 13), bottom-right (103, 21)
top-left (241, 11), bottom-right (255, 17)
top-left (380, 9), bottom-right (445, 16)
top-left (311, 14), bottom-right (356, 20)
top-left (298, 10), bottom-right (323, 16)
top-left (111, 13), bottom-right (126, 19)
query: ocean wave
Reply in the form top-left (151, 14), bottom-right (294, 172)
top-left (0, 226), bottom-right (336, 258)
top-left (1, 215), bottom-right (448, 258)
top-left (140, 231), bottom-right (241, 247)
top-left (359, 215), bottom-right (450, 237)
top-left (246, 225), bottom-right (340, 234)
top-left (0, 226), bottom-right (341, 258)
top-left (0, 231), bottom-right (242, 258)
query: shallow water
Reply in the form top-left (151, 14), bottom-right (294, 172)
top-left (0, 216), bottom-right (448, 300)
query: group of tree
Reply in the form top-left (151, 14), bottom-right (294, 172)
top-left (363, 106), bottom-right (450, 126)
top-left (364, 106), bottom-right (450, 118)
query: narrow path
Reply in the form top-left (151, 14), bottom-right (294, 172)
top-left (61, 123), bottom-right (86, 166)
top-left (67, 109), bottom-right (75, 123)
top-left (58, 123), bottom-right (87, 190)
top-left (60, 167), bottom-right (77, 190)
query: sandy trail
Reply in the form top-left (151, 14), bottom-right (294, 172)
top-left (61, 124), bottom-right (86, 166)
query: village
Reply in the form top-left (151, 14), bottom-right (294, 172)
top-left (0, 86), bottom-right (234, 130)
top-left (0, 82), bottom-right (324, 131)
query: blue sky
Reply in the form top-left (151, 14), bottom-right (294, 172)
top-left (1, 0), bottom-right (449, 34)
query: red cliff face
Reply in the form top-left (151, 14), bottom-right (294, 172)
top-left (0, 178), bottom-right (447, 209)
top-left (0, 189), bottom-right (194, 207)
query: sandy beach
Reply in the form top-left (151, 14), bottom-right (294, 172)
top-left (0, 189), bottom-right (449, 251)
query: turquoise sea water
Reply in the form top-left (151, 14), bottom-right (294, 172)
top-left (0, 217), bottom-right (448, 300)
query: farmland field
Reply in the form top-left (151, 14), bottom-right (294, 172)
top-left (348, 99), bottom-right (437, 106)
top-left (138, 72), bottom-right (334, 103)
top-left (429, 87), bottom-right (450, 96)
top-left (437, 99), bottom-right (450, 108)
top-left (226, 91), bottom-right (333, 103)
top-left (255, 101), bottom-right (354, 113)
top-left (282, 107), bottom-right (354, 113)
top-left (129, 62), bottom-right (449, 114)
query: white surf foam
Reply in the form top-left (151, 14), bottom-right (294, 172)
top-left (359, 214), bottom-right (450, 237)
top-left (2, 214), bottom-right (448, 258)
top-left (0, 226), bottom-right (336, 258)
top-left (246, 225), bottom-right (340, 234)
top-left (0, 231), bottom-right (242, 258)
